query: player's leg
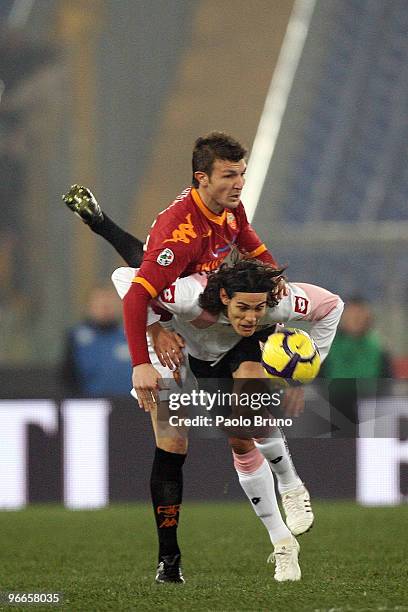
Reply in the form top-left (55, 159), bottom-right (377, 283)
top-left (229, 359), bottom-right (302, 580)
top-left (188, 355), bottom-right (289, 547)
top-left (255, 433), bottom-right (313, 536)
top-left (141, 348), bottom-right (191, 584)
top-left (188, 351), bottom-right (301, 580)
top-left (149, 404), bottom-right (187, 584)
top-left (62, 185), bottom-right (144, 267)
top-left (230, 437), bottom-right (291, 545)
top-left (194, 342), bottom-right (301, 582)
top-left (63, 185), bottom-right (185, 577)
top-left (229, 437), bottom-right (300, 581)
top-left (234, 360), bottom-right (314, 536)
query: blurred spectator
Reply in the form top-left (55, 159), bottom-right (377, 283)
top-left (321, 296), bottom-right (392, 379)
top-left (0, 28), bottom-right (55, 92)
top-left (321, 297), bottom-right (393, 438)
top-left (0, 112), bottom-right (32, 364)
top-left (0, 112), bottom-right (27, 288)
top-left (61, 286), bottom-right (131, 396)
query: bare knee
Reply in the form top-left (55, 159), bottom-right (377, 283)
top-left (228, 436), bottom-right (255, 455)
top-left (233, 361), bottom-right (264, 379)
top-left (157, 437), bottom-right (188, 454)
top-left (150, 402), bottom-right (188, 454)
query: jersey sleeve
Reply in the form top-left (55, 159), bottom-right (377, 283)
top-left (112, 267), bottom-right (170, 323)
top-left (112, 266), bottom-right (166, 365)
top-left (113, 267), bottom-right (204, 321)
top-left (264, 282), bottom-right (344, 361)
top-left (119, 212), bottom-right (201, 365)
top-left (134, 214), bottom-right (201, 298)
top-left (235, 204), bottom-right (277, 266)
top-left (111, 266), bottom-right (137, 299)
top-left (112, 266), bottom-right (204, 365)
top-left (156, 274), bottom-right (205, 321)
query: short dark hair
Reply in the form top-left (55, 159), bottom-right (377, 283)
top-left (199, 258), bottom-right (285, 315)
top-left (192, 132), bottom-right (247, 188)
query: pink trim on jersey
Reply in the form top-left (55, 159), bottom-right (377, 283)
top-left (233, 447), bottom-right (265, 474)
top-left (295, 283), bottom-right (341, 321)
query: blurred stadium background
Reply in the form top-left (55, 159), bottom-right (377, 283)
top-left (1, 0), bottom-right (408, 368)
top-left (1, 1), bottom-right (407, 608)
top-left (1, 0), bottom-right (407, 499)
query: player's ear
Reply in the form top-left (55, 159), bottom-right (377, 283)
top-left (219, 288), bottom-right (229, 305)
top-left (194, 171), bottom-right (208, 187)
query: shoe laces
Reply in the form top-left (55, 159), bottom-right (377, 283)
top-left (283, 490), bottom-right (311, 515)
top-left (268, 546), bottom-right (293, 573)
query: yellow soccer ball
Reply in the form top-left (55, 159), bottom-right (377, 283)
top-left (261, 328), bottom-right (321, 384)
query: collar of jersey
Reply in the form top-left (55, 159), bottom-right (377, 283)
top-left (191, 188), bottom-right (227, 225)
top-left (217, 313), bottom-right (231, 325)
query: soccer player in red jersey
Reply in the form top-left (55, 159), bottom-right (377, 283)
top-left (123, 133), bottom-right (280, 410)
top-left (63, 132), bottom-right (286, 583)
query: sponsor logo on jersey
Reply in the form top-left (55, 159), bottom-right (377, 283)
top-left (161, 284), bottom-right (176, 303)
top-left (163, 213), bottom-right (197, 244)
top-left (294, 296), bottom-right (309, 314)
top-left (226, 211), bottom-right (237, 230)
top-left (195, 258), bottom-right (225, 273)
top-left (270, 456), bottom-right (283, 464)
top-left (157, 248), bottom-right (175, 266)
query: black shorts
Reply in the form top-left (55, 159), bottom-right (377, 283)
top-left (188, 325), bottom-right (276, 379)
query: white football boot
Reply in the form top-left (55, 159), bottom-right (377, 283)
top-left (281, 484), bottom-right (314, 536)
top-left (268, 536), bottom-right (301, 582)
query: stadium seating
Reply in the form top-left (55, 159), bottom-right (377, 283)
top-left (284, 0), bottom-right (408, 224)
top-left (260, 0), bottom-right (408, 309)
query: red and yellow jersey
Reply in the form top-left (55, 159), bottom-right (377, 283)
top-left (133, 187), bottom-right (273, 298)
top-left (123, 187), bottom-right (277, 366)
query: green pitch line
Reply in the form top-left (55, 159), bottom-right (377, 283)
top-left (0, 502), bottom-right (407, 611)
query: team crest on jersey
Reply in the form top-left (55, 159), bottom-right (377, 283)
top-left (157, 248), bottom-right (174, 266)
top-left (226, 211), bottom-right (237, 230)
top-left (294, 295), bottom-right (309, 314)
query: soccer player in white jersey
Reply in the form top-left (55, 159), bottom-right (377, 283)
top-left (113, 258), bottom-right (344, 582)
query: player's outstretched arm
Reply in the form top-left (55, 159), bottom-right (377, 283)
top-left (62, 184), bottom-right (144, 267)
top-left (266, 282), bottom-right (344, 362)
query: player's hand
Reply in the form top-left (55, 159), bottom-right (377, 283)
top-left (281, 386), bottom-right (305, 417)
top-left (132, 364), bottom-right (162, 412)
top-left (147, 322), bottom-right (185, 370)
top-left (275, 278), bottom-right (289, 300)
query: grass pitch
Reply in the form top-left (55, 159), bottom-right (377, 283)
top-left (0, 501), bottom-right (407, 611)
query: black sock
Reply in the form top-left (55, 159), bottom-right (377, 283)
top-left (90, 213), bottom-right (144, 267)
top-left (150, 447), bottom-right (186, 560)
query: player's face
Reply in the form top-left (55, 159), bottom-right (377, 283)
top-left (196, 158), bottom-right (246, 213)
top-left (220, 290), bottom-right (268, 336)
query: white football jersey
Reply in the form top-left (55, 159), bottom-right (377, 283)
top-left (112, 268), bottom-right (343, 364)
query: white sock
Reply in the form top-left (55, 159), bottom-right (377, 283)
top-left (255, 429), bottom-right (302, 494)
top-left (236, 459), bottom-right (292, 545)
